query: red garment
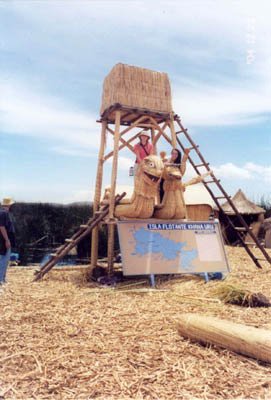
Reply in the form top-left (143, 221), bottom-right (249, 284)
top-left (134, 142), bottom-right (153, 163)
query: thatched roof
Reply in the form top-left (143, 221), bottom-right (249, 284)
top-left (184, 183), bottom-right (215, 206)
top-left (221, 189), bottom-right (265, 215)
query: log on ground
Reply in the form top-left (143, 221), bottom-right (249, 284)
top-left (177, 313), bottom-right (271, 363)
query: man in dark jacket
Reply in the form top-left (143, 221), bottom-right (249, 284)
top-left (0, 198), bottom-right (15, 284)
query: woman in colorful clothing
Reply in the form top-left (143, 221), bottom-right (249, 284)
top-left (133, 131), bottom-right (154, 177)
top-left (160, 148), bottom-right (190, 201)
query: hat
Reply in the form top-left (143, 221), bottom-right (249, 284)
top-left (139, 130), bottom-right (151, 139)
top-left (2, 198), bottom-right (15, 206)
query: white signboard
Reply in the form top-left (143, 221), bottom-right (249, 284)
top-left (117, 219), bottom-right (229, 275)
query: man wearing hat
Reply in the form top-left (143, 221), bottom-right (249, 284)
top-left (133, 130), bottom-right (154, 177)
top-left (0, 198), bottom-right (16, 285)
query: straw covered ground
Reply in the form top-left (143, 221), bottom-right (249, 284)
top-left (1, 246), bottom-right (271, 400)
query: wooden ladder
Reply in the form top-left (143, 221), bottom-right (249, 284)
top-left (33, 192), bottom-right (126, 281)
top-left (174, 115), bottom-right (271, 269)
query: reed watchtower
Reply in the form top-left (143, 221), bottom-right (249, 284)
top-left (91, 63), bottom-right (180, 272)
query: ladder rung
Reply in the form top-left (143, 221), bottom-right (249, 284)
top-left (95, 211), bottom-right (103, 215)
top-left (176, 129), bottom-right (187, 134)
top-left (194, 163), bottom-right (209, 168)
top-left (256, 258), bottom-right (268, 261)
top-left (187, 145), bottom-right (199, 151)
top-left (50, 253), bottom-right (58, 257)
top-left (215, 196), bottom-right (231, 200)
top-left (80, 224), bottom-right (89, 228)
top-left (204, 180), bottom-right (220, 184)
top-left (65, 239), bottom-right (74, 243)
top-left (235, 227), bottom-right (251, 232)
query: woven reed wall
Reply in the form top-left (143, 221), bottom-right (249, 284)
top-left (186, 204), bottom-right (213, 221)
top-left (100, 63), bottom-right (172, 115)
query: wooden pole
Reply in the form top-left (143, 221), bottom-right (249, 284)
top-left (91, 120), bottom-right (107, 268)
top-left (107, 110), bottom-right (121, 273)
top-left (151, 126), bottom-right (157, 155)
top-left (151, 119), bottom-right (169, 146)
top-left (177, 313), bottom-right (271, 364)
top-left (169, 114), bottom-right (177, 148)
top-left (108, 110), bottom-right (121, 219)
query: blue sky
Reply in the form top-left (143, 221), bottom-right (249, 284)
top-left (1, 0), bottom-right (270, 203)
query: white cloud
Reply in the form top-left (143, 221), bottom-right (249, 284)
top-left (0, 79), bottom-right (100, 150)
top-left (1, 1), bottom-right (271, 203)
top-left (173, 79), bottom-right (271, 126)
top-left (50, 146), bottom-right (97, 158)
top-left (212, 162), bottom-right (252, 179)
top-left (245, 162), bottom-right (271, 182)
top-left (3, 1), bottom-right (271, 131)
top-left (212, 162), bottom-right (271, 183)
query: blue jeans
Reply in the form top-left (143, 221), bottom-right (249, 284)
top-left (0, 248), bottom-right (11, 283)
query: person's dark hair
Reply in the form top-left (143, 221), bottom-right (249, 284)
top-left (171, 148), bottom-right (182, 164)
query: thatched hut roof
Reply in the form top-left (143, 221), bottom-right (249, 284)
top-left (221, 189), bottom-right (264, 215)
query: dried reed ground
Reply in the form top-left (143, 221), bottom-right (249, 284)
top-left (1, 246), bottom-right (271, 400)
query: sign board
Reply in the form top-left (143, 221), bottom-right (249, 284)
top-left (117, 219), bottom-right (230, 275)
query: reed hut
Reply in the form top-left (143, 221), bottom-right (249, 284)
top-left (184, 184), bottom-right (215, 221)
top-left (218, 189), bottom-right (265, 245)
top-left (262, 217), bottom-right (271, 248)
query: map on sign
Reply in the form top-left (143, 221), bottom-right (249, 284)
top-left (117, 220), bottom-right (229, 275)
top-left (132, 228), bottom-right (198, 271)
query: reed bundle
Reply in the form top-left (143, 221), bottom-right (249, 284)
top-left (100, 63), bottom-right (172, 115)
top-left (213, 283), bottom-right (271, 307)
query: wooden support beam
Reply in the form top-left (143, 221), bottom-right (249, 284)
top-left (107, 126), bottom-right (135, 154)
top-left (91, 120), bottom-right (107, 268)
top-left (109, 110), bottom-right (121, 219)
top-left (160, 130), bottom-right (173, 146)
top-left (151, 126), bottom-right (157, 155)
top-left (104, 131), bottom-right (141, 161)
top-left (119, 115), bottom-right (150, 137)
top-left (169, 114), bottom-right (177, 148)
top-left (107, 111), bottom-right (121, 272)
top-left (136, 123), bottom-right (155, 128)
top-left (150, 119), bottom-right (169, 146)
top-left (107, 224), bottom-right (115, 276)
